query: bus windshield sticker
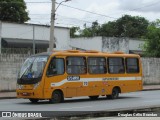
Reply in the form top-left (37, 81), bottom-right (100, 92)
top-left (67, 76), bottom-right (80, 81)
top-left (38, 57), bottom-right (47, 62)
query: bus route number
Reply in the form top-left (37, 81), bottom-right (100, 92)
top-left (83, 81), bottom-right (88, 86)
top-left (67, 76), bottom-right (80, 81)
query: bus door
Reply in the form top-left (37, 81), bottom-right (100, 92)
top-left (44, 56), bottom-right (66, 98)
top-left (66, 56), bottom-right (87, 97)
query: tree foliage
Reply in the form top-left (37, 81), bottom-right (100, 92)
top-left (0, 0), bottom-right (30, 23)
top-left (80, 20), bottom-right (100, 37)
top-left (70, 26), bottom-right (80, 38)
top-left (143, 20), bottom-right (160, 57)
top-left (115, 15), bottom-right (149, 38)
top-left (99, 21), bottom-right (118, 37)
top-left (76, 15), bottom-right (149, 38)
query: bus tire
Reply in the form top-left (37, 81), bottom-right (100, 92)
top-left (89, 95), bottom-right (99, 100)
top-left (49, 91), bottom-right (64, 103)
top-left (29, 99), bottom-right (39, 103)
top-left (107, 87), bottom-right (119, 99)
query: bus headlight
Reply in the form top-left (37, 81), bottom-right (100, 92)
top-left (33, 82), bottom-right (40, 89)
top-left (17, 84), bottom-right (24, 89)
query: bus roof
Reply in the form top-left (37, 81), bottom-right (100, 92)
top-left (30, 50), bottom-right (140, 58)
top-left (46, 50), bottom-right (141, 58)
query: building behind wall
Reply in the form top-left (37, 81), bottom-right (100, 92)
top-left (0, 21), bottom-right (71, 54)
top-left (70, 36), bottom-right (145, 55)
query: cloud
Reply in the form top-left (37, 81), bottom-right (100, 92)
top-left (25, 0), bottom-right (160, 26)
top-left (118, 0), bottom-right (160, 13)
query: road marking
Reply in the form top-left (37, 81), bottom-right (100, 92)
top-left (60, 106), bottom-right (92, 110)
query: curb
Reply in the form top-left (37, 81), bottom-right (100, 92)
top-left (0, 97), bottom-right (16, 100)
top-left (38, 106), bottom-right (160, 118)
top-left (142, 88), bottom-right (160, 91)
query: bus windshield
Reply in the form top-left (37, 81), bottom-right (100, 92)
top-left (19, 56), bottom-right (48, 79)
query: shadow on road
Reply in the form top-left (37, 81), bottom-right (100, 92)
top-left (16, 96), bottom-right (140, 105)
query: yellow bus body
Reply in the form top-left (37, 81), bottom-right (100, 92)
top-left (16, 50), bottom-right (143, 101)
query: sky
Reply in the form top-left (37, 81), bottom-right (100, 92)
top-left (25, 0), bottom-right (160, 28)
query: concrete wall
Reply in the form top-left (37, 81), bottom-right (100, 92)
top-left (70, 37), bottom-right (144, 53)
top-left (70, 37), bottom-right (102, 51)
top-left (102, 37), bottom-right (129, 53)
top-left (129, 39), bottom-right (145, 51)
top-left (0, 54), bottom-right (29, 91)
top-left (142, 58), bottom-right (160, 85)
top-left (1, 22), bottom-right (71, 50)
top-left (0, 54), bottom-right (160, 91)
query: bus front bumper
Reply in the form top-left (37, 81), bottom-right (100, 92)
top-left (16, 89), bottom-right (42, 99)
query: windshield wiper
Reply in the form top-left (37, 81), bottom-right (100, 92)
top-left (21, 63), bottom-right (33, 79)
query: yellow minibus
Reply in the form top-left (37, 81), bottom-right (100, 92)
top-left (16, 50), bottom-right (142, 103)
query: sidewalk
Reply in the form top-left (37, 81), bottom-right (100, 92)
top-left (143, 85), bottom-right (160, 91)
top-left (0, 85), bottom-right (160, 99)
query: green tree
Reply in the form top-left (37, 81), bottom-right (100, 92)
top-left (80, 21), bottom-right (100, 37)
top-left (100, 21), bottom-right (118, 37)
top-left (81, 27), bottom-right (93, 37)
top-left (91, 20), bottom-right (100, 36)
top-left (78, 15), bottom-right (149, 38)
top-left (99, 15), bottom-right (149, 38)
top-left (70, 26), bottom-right (80, 38)
top-left (143, 20), bottom-right (160, 57)
top-left (115, 15), bottom-right (149, 38)
top-left (0, 0), bottom-right (30, 23)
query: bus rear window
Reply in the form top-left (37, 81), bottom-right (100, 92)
top-left (108, 57), bottom-right (125, 74)
top-left (126, 58), bottom-right (139, 73)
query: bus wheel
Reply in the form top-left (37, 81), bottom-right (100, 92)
top-left (29, 99), bottom-right (39, 103)
top-left (89, 95), bottom-right (99, 100)
top-left (49, 91), bottom-right (63, 103)
top-left (107, 88), bottom-right (119, 99)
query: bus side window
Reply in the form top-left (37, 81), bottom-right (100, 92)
top-left (108, 57), bottom-right (125, 74)
top-left (47, 58), bottom-right (64, 76)
top-left (88, 57), bottom-right (107, 74)
top-left (126, 58), bottom-right (139, 73)
top-left (66, 57), bottom-right (86, 74)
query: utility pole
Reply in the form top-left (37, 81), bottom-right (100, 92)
top-left (0, 21), bottom-right (2, 54)
top-left (49, 0), bottom-right (55, 52)
top-left (49, 0), bottom-right (71, 52)
top-left (33, 25), bottom-right (35, 54)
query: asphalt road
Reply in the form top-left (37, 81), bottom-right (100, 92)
top-left (0, 90), bottom-right (160, 117)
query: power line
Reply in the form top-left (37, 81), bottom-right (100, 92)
top-left (26, 2), bottom-right (51, 3)
top-left (56, 14), bottom-right (94, 24)
top-left (6, 0), bottom-right (158, 21)
top-left (108, 0), bottom-right (160, 16)
top-left (0, 1), bottom-right (51, 4)
top-left (28, 1), bottom-right (160, 23)
top-left (1, 1), bottom-right (158, 27)
top-left (130, 0), bottom-right (160, 11)
top-left (55, 2), bottom-right (117, 20)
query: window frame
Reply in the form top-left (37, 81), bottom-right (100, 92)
top-left (108, 57), bottom-right (125, 74)
top-left (125, 57), bottom-right (140, 74)
top-left (87, 57), bottom-right (107, 74)
top-left (46, 57), bottom-right (65, 77)
top-left (66, 56), bottom-right (87, 75)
